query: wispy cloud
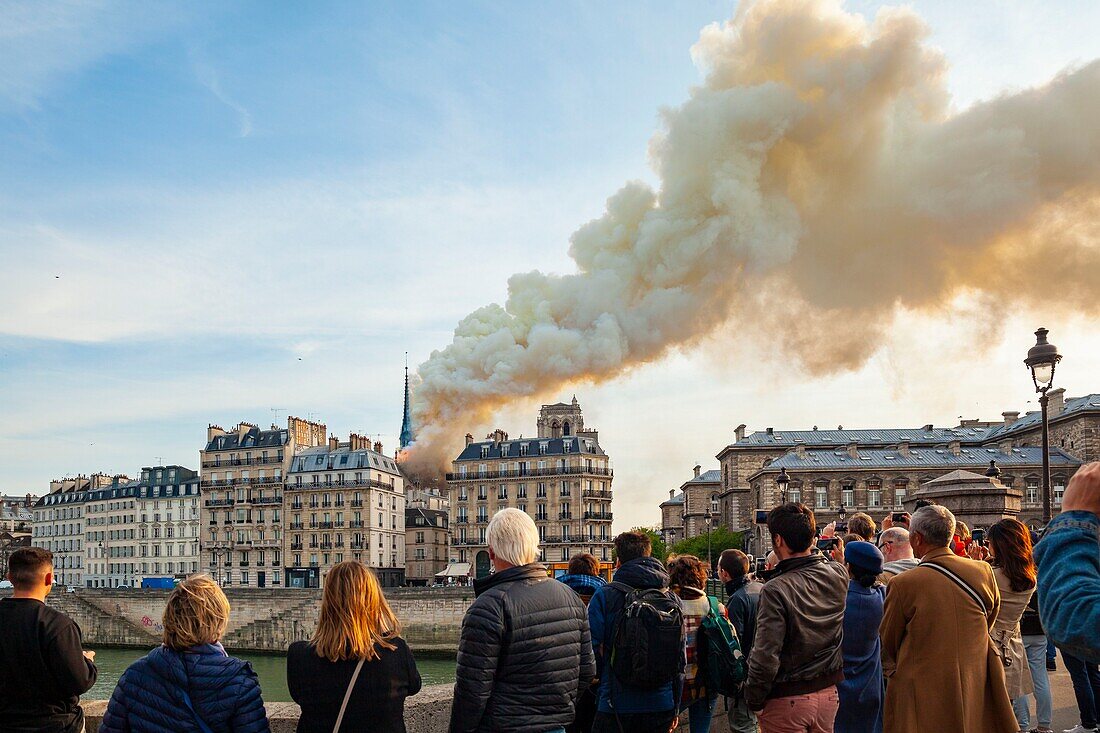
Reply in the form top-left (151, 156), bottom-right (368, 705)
top-left (192, 55), bottom-right (253, 137)
top-left (0, 1), bottom-right (185, 110)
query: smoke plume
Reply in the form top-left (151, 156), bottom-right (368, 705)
top-left (405, 0), bottom-right (1100, 474)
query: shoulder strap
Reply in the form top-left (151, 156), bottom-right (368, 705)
top-left (333, 658), bottom-right (366, 733)
top-left (923, 562), bottom-right (987, 615)
top-left (608, 581), bottom-right (636, 596)
top-left (178, 653), bottom-right (216, 733)
top-left (707, 595), bottom-right (721, 619)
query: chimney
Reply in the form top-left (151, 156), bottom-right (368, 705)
top-left (1048, 388), bottom-right (1066, 417)
top-left (949, 440), bottom-right (961, 456)
top-left (693, 464), bottom-right (701, 478)
top-left (897, 441), bottom-right (910, 457)
top-left (735, 424), bottom-right (747, 442)
top-left (207, 424), bottom-right (225, 442)
top-left (795, 445), bottom-right (807, 459)
top-left (847, 442), bottom-right (859, 459)
top-left (766, 427), bottom-right (774, 435)
top-left (1002, 411), bottom-right (1020, 427)
top-left (922, 424), bottom-right (933, 432)
top-left (465, 433), bottom-right (473, 447)
top-left (328, 435), bottom-right (339, 451)
top-left (1000, 440), bottom-right (1013, 455)
top-left (373, 441), bottom-right (383, 454)
top-left (669, 489), bottom-right (676, 500)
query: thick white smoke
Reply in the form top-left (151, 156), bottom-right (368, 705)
top-left (406, 0), bottom-right (1100, 475)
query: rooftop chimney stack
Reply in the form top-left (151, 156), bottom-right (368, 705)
top-left (693, 464), bottom-right (701, 478)
top-left (373, 441), bottom-right (383, 454)
top-left (847, 442), bottom-right (859, 459)
top-left (1002, 411), bottom-right (1020, 427)
top-left (949, 440), bottom-right (962, 456)
top-left (670, 489), bottom-right (676, 499)
top-left (735, 424), bottom-right (747, 442)
top-left (897, 441), bottom-right (911, 457)
top-left (1048, 388), bottom-right (1066, 417)
top-left (465, 433), bottom-right (474, 447)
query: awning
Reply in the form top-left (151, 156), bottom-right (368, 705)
top-left (435, 562), bottom-right (472, 578)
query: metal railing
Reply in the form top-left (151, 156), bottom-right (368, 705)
top-left (446, 466), bottom-right (613, 481)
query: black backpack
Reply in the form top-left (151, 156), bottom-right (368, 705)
top-left (608, 581), bottom-right (685, 690)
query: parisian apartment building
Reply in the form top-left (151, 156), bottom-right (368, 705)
top-left (405, 487), bottom-right (450, 585)
top-left (446, 397), bottom-right (614, 579)
top-left (199, 417), bottom-right (326, 589)
top-left (284, 436), bottom-right (406, 588)
top-left (660, 387), bottom-right (1098, 552)
top-left (31, 474), bottom-right (114, 587)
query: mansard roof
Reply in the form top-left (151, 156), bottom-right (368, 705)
top-left (205, 426), bottom-right (289, 451)
top-left (750, 445), bottom-right (1081, 477)
top-left (289, 445), bottom-right (401, 475)
top-left (455, 435), bottom-right (605, 461)
top-left (684, 470), bottom-right (721, 485)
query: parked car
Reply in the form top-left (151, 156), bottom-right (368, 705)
top-left (0, 580), bottom-right (13, 589)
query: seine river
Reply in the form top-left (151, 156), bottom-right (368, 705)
top-left (84, 647), bottom-right (457, 702)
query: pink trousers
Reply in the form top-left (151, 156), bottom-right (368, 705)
top-left (756, 686), bottom-right (840, 733)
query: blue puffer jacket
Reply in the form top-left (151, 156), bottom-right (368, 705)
top-left (100, 643), bottom-right (270, 733)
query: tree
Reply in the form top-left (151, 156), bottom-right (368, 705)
top-left (670, 526), bottom-right (746, 569)
top-left (628, 526), bottom-right (669, 564)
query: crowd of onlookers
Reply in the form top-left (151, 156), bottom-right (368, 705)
top-left (1, 460), bottom-right (1098, 733)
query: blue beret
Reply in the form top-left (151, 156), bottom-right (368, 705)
top-left (844, 540), bottom-right (884, 575)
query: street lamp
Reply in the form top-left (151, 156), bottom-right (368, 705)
top-left (1024, 327), bottom-right (1062, 524)
top-left (776, 468), bottom-right (790, 504)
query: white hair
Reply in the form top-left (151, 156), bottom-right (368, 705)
top-left (880, 527), bottom-right (911, 546)
top-left (910, 505), bottom-right (956, 547)
top-left (487, 508), bottom-right (540, 566)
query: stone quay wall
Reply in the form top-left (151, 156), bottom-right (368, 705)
top-left (81, 685), bottom-right (708, 733)
top-left (0, 587), bottom-right (474, 652)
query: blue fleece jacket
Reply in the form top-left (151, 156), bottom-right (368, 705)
top-left (99, 643), bottom-right (270, 733)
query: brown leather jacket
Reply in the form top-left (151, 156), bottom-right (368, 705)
top-left (744, 553), bottom-right (849, 710)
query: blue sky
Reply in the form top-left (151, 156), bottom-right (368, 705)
top-left (2, 1), bottom-right (1098, 529)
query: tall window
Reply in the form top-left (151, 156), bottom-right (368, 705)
top-left (815, 485), bottom-right (827, 509)
top-left (841, 484), bottom-right (854, 507)
top-left (1025, 478), bottom-right (1039, 504)
top-left (867, 480), bottom-right (882, 508)
top-left (893, 480), bottom-right (908, 508)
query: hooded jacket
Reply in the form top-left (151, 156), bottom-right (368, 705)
top-left (588, 556), bottom-right (686, 714)
top-left (99, 643), bottom-right (269, 733)
top-left (449, 563), bottom-right (595, 733)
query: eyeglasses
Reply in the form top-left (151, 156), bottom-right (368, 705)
top-left (877, 540), bottom-right (894, 549)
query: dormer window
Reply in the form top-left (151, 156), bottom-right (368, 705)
top-left (500, 444), bottom-right (509, 457)
top-left (563, 441), bottom-right (571, 454)
top-left (519, 443), bottom-right (529, 456)
top-left (480, 445), bottom-right (490, 459)
top-left (539, 442), bottom-right (548, 455)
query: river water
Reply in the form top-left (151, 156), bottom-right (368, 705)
top-left (84, 647), bottom-right (457, 702)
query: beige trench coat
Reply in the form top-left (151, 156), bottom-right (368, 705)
top-left (991, 566), bottom-right (1035, 698)
top-left (880, 547), bottom-right (1018, 733)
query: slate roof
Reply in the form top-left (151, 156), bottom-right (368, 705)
top-left (290, 445), bottom-right (401, 475)
top-left (455, 435), bottom-right (605, 461)
top-left (205, 426), bottom-right (289, 452)
top-left (753, 445), bottom-right (1081, 475)
top-left (684, 470), bottom-right (721, 485)
top-left (660, 493), bottom-right (685, 507)
top-left (984, 394), bottom-right (1100, 440)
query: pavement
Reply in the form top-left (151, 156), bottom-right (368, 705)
top-left (1049, 663), bottom-right (1087, 731)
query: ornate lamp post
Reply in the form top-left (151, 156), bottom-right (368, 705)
top-left (705, 505), bottom-right (714, 579)
top-left (776, 468), bottom-right (790, 504)
top-left (1024, 327), bottom-right (1062, 524)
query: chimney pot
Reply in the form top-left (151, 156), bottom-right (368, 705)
top-left (693, 464), bottom-right (701, 478)
top-left (465, 433), bottom-right (473, 447)
top-left (373, 441), bottom-right (383, 454)
top-left (922, 424), bottom-right (934, 432)
top-left (766, 427), bottom-right (774, 435)
top-left (735, 424), bottom-right (747, 442)
top-left (670, 489), bottom-right (676, 499)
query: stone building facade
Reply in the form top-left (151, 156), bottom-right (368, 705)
top-left (446, 399), bottom-right (613, 579)
top-left (200, 417), bottom-right (326, 588)
top-left (284, 437), bottom-right (406, 588)
top-left (405, 491), bottom-right (450, 586)
top-left (84, 466), bottom-right (202, 588)
top-left (32, 474), bottom-right (117, 588)
top-left (711, 388), bottom-right (1097, 553)
top-left (659, 466), bottom-right (721, 547)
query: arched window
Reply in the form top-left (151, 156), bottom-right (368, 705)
top-left (562, 421), bottom-right (572, 436)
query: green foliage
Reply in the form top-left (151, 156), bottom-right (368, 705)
top-left (628, 526), bottom-right (669, 564)
top-left (670, 527), bottom-right (746, 569)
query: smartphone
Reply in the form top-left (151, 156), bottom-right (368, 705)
top-left (817, 537), bottom-right (838, 552)
top-left (835, 521), bottom-right (848, 534)
top-left (972, 528), bottom-right (986, 545)
top-left (754, 509), bottom-right (769, 524)
top-left (892, 512), bottom-right (908, 522)
top-left (754, 557), bottom-right (767, 574)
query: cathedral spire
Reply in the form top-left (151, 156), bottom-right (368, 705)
top-left (399, 354), bottom-right (414, 449)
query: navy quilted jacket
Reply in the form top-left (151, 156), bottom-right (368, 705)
top-left (100, 643), bottom-right (270, 733)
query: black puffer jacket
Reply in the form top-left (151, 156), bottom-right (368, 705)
top-left (449, 563), bottom-right (596, 733)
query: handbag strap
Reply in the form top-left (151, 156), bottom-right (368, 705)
top-left (922, 562), bottom-right (987, 615)
top-left (178, 653), bottom-right (216, 733)
top-left (333, 658), bottom-right (366, 733)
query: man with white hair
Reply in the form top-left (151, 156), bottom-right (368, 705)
top-left (450, 508), bottom-right (595, 733)
top-left (880, 505), bottom-right (1017, 733)
top-left (876, 527), bottom-right (919, 581)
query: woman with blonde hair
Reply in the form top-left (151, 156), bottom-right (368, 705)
top-left (100, 575), bottom-right (270, 733)
top-left (287, 561), bottom-right (421, 732)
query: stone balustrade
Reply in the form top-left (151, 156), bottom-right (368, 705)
top-left (79, 683), bottom-right (710, 732)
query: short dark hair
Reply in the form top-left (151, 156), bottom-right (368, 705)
top-left (767, 503), bottom-right (816, 553)
top-left (718, 549), bottom-right (749, 579)
top-left (8, 547), bottom-right (53, 590)
top-left (848, 513), bottom-right (875, 541)
top-left (568, 552), bottom-right (600, 576)
top-left (913, 498), bottom-right (936, 510)
top-left (614, 531), bottom-right (652, 564)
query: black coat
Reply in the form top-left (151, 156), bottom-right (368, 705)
top-left (449, 563), bottom-right (596, 733)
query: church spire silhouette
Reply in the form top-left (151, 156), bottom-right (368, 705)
top-left (399, 354), bottom-right (414, 449)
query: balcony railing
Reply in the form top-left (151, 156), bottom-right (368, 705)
top-left (290, 543), bottom-right (303, 551)
top-left (200, 476), bottom-right (282, 488)
top-left (317, 522), bottom-right (334, 529)
top-left (350, 542), bottom-right (366, 550)
top-left (204, 499), bottom-right (235, 507)
top-left (289, 523), bottom-right (304, 530)
top-left (253, 496), bottom-right (282, 505)
top-left (582, 490), bottom-right (613, 500)
top-left (583, 512), bottom-right (613, 521)
top-left (446, 466), bottom-right (613, 481)
top-left (287, 478), bottom-right (397, 492)
top-left (351, 500), bottom-right (364, 508)
top-left (349, 521), bottom-right (364, 529)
